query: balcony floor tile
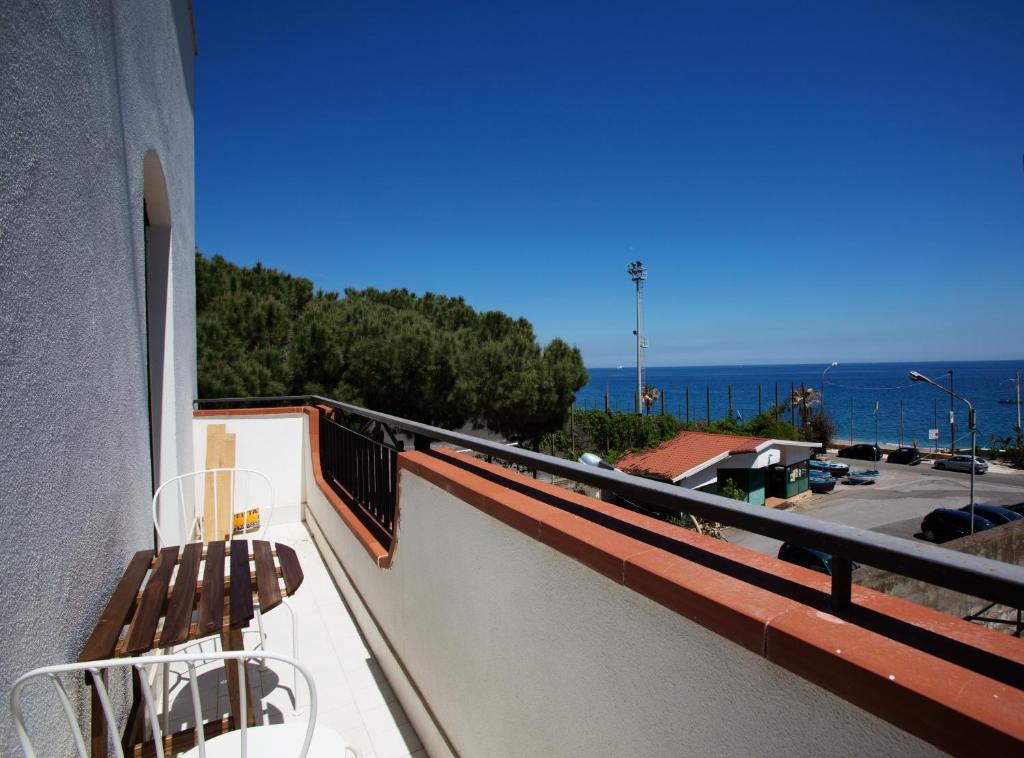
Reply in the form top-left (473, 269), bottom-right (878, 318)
top-left (161, 521), bottom-right (423, 756)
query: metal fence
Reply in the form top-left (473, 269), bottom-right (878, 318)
top-left (196, 394), bottom-right (1024, 617)
top-left (318, 412), bottom-right (402, 547)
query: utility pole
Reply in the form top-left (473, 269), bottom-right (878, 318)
top-left (911, 370), bottom-right (978, 533)
top-left (627, 261), bottom-right (647, 416)
top-left (874, 401), bottom-right (880, 463)
top-left (685, 387), bottom-right (690, 425)
top-left (948, 369), bottom-right (955, 453)
top-left (899, 399), bottom-right (904, 447)
top-left (850, 397), bottom-right (854, 445)
top-left (791, 382), bottom-right (796, 427)
top-left (822, 361), bottom-right (838, 418)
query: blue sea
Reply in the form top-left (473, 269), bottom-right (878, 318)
top-left (576, 361), bottom-right (1024, 448)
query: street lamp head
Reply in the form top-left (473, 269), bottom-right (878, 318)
top-left (908, 371), bottom-right (925, 382)
top-left (830, 361), bottom-right (838, 368)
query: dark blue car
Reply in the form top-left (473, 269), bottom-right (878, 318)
top-left (777, 543), bottom-right (859, 575)
top-left (958, 504), bottom-right (1022, 525)
top-left (920, 509), bottom-right (995, 543)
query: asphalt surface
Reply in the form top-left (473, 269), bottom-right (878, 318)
top-left (723, 456), bottom-right (1024, 556)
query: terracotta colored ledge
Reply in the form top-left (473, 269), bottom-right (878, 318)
top-left (194, 406), bottom-right (308, 417)
top-left (399, 448), bottom-right (1024, 756)
top-left (192, 406), bottom-right (393, 567)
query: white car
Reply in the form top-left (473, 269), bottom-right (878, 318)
top-left (934, 455), bottom-right (988, 474)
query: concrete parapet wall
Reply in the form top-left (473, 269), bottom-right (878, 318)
top-left (856, 519), bottom-right (1024, 619)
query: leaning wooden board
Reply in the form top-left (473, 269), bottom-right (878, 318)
top-left (202, 424), bottom-right (236, 541)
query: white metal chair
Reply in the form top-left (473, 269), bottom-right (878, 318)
top-left (152, 468), bottom-right (300, 716)
top-left (9, 650), bottom-right (346, 758)
top-left (152, 467), bottom-right (277, 548)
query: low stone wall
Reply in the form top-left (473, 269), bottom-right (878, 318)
top-left (855, 519), bottom-right (1024, 619)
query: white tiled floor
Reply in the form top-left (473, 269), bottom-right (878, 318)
top-left (163, 522), bottom-right (424, 758)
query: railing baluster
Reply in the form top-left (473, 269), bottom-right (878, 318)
top-left (318, 413), bottom-right (398, 547)
top-left (831, 557), bottom-right (853, 613)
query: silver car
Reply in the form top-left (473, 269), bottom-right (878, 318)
top-left (934, 455), bottom-right (989, 474)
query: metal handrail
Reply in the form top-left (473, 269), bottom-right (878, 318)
top-left (196, 394), bottom-right (1024, 613)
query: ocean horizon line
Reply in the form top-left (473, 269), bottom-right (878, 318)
top-left (586, 358), bottom-right (1024, 371)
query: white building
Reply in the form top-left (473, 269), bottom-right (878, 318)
top-left (0, 2), bottom-right (196, 754)
top-left (617, 431), bottom-right (820, 504)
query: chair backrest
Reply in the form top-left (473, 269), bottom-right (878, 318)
top-left (9, 650), bottom-right (318, 758)
top-left (152, 468), bottom-right (276, 548)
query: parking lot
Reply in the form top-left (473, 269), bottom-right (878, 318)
top-left (723, 455), bottom-right (1024, 556)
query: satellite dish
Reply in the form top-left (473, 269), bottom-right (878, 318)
top-left (579, 452), bottom-right (615, 470)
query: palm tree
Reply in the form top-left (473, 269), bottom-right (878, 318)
top-left (791, 387), bottom-right (819, 427)
top-left (642, 385), bottom-right (660, 416)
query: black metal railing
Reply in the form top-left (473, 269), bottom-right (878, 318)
top-left (964, 602), bottom-right (1024, 637)
top-left (195, 394), bottom-right (1024, 616)
top-left (318, 410), bottom-right (402, 548)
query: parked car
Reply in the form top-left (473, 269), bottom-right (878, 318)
top-left (837, 444), bottom-right (883, 461)
top-left (777, 543), bottom-right (858, 575)
top-left (933, 455), bottom-right (989, 474)
top-left (958, 504), bottom-right (1022, 525)
top-left (919, 508), bottom-right (995, 543)
top-left (887, 447), bottom-right (922, 465)
top-left (1004, 502), bottom-right (1024, 516)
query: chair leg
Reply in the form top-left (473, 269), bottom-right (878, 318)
top-left (161, 648), bottom-right (171, 735)
top-left (254, 606), bottom-right (269, 669)
top-left (281, 598), bottom-right (302, 715)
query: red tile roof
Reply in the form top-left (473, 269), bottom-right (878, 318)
top-left (616, 430), bottom-right (768, 481)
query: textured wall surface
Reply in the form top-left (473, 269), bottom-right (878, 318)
top-left (306, 466), bottom-right (938, 757)
top-left (857, 518), bottom-right (1024, 618)
top-left (0, 1), bottom-right (195, 753)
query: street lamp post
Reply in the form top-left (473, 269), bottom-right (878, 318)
top-left (910, 370), bottom-right (978, 533)
top-left (947, 369), bottom-right (955, 454)
top-left (821, 361), bottom-right (838, 415)
top-left (627, 261), bottom-right (647, 416)
top-left (1003, 372), bottom-right (1022, 432)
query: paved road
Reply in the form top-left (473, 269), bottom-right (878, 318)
top-left (723, 457), bottom-right (1024, 556)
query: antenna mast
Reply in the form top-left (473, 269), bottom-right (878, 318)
top-left (627, 260), bottom-right (647, 415)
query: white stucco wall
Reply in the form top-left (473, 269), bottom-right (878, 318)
top-left (192, 414), bottom-right (307, 527)
top-left (0, 1), bottom-right (195, 754)
top-left (305, 460), bottom-right (937, 757)
top-left (779, 443), bottom-right (814, 465)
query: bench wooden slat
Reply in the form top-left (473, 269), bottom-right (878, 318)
top-left (161, 542), bottom-right (203, 646)
top-left (197, 540), bottom-right (226, 636)
top-left (80, 549), bottom-right (154, 661)
top-left (229, 540), bottom-right (254, 627)
top-left (252, 540), bottom-right (282, 613)
top-left (125, 546), bottom-right (179, 655)
top-left (276, 543), bottom-right (304, 597)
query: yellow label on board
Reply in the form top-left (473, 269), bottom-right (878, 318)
top-left (232, 507), bottom-right (261, 534)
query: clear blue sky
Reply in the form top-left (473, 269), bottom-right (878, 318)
top-left (195, 2), bottom-right (1023, 368)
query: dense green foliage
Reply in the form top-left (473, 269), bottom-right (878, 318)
top-left (542, 409), bottom-right (682, 462)
top-left (990, 428), bottom-right (1024, 468)
top-left (717, 478), bottom-right (747, 501)
top-left (541, 407), bottom-right (803, 463)
top-left (196, 253), bottom-right (588, 444)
